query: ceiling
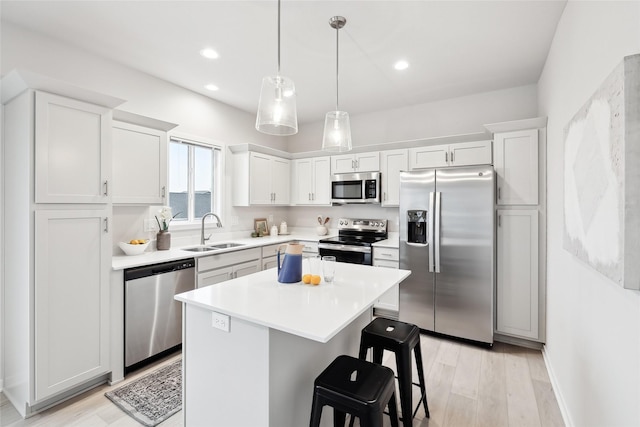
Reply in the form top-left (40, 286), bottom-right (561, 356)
top-left (0, 1), bottom-right (566, 124)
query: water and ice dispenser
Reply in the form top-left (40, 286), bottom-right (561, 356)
top-left (407, 210), bottom-right (427, 244)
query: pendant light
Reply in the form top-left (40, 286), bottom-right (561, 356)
top-left (322, 16), bottom-right (352, 152)
top-left (256, 0), bottom-right (298, 136)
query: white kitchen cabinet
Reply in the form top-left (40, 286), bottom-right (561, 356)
top-left (233, 152), bottom-right (291, 206)
top-left (494, 129), bottom-right (539, 205)
top-left (197, 248), bottom-right (261, 288)
top-left (496, 209), bottom-right (539, 340)
top-left (373, 247), bottom-right (399, 315)
top-left (112, 113), bottom-right (177, 204)
top-left (35, 91), bottom-right (112, 204)
top-left (293, 156), bottom-right (331, 205)
top-left (409, 140), bottom-right (492, 170)
top-left (2, 74), bottom-right (122, 417)
top-left (380, 149), bottom-right (408, 207)
top-left (332, 152), bottom-right (380, 173)
top-left (34, 209), bottom-right (111, 400)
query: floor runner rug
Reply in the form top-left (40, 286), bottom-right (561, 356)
top-left (105, 359), bottom-right (181, 426)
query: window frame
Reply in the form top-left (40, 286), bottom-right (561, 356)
top-left (168, 134), bottom-right (223, 227)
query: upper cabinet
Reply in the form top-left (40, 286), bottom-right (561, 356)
top-left (35, 91), bottom-right (112, 204)
top-left (494, 129), bottom-right (539, 206)
top-left (293, 156), bottom-right (331, 205)
top-left (409, 140), bottom-right (492, 170)
top-left (111, 112), bottom-right (177, 205)
top-left (380, 149), bottom-right (408, 207)
top-left (233, 151), bottom-right (291, 206)
top-left (332, 152), bottom-right (380, 173)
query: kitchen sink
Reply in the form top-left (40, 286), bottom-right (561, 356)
top-left (207, 243), bottom-right (246, 249)
top-left (182, 247), bottom-right (218, 252)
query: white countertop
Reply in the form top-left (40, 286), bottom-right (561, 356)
top-left (175, 263), bottom-right (410, 343)
top-left (112, 232), bottom-right (329, 270)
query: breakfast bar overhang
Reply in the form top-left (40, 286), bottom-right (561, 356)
top-left (175, 263), bottom-right (411, 427)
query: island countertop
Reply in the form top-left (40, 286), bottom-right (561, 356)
top-left (175, 263), bottom-right (410, 343)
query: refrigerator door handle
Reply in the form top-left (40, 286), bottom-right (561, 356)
top-left (428, 191), bottom-right (435, 272)
top-left (434, 191), bottom-right (442, 273)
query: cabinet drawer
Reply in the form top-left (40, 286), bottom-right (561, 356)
top-left (197, 247), bottom-right (261, 272)
top-left (373, 247), bottom-right (399, 261)
top-left (373, 259), bottom-right (399, 269)
top-left (262, 242), bottom-right (288, 258)
top-left (300, 241), bottom-right (319, 254)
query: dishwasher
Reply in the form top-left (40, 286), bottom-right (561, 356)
top-left (124, 258), bottom-right (195, 373)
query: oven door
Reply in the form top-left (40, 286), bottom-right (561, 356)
top-left (318, 243), bottom-right (372, 265)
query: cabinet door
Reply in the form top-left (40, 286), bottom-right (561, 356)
top-left (355, 152), bottom-right (380, 172)
top-left (112, 121), bottom-right (167, 204)
top-left (380, 150), bottom-right (408, 207)
top-left (294, 159), bottom-right (314, 204)
top-left (234, 260), bottom-right (261, 278)
top-left (450, 140), bottom-right (492, 167)
top-left (332, 154), bottom-right (356, 173)
top-left (495, 130), bottom-right (538, 205)
top-left (497, 209), bottom-right (539, 339)
top-left (34, 209), bottom-right (110, 400)
top-left (263, 256), bottom-right (278, 270)
top-left (312, 157), bottom-right (332, 205)
top-left (198, 267), bottom-right (233, 288)
top-left (409, 145), bottom-right (448, 169)
top-left (249, 153), bottom-right (273, 204)
top-left (271, 157), bottom-right (291, 205)
top-left (35, 91), bottom-right (111, 203)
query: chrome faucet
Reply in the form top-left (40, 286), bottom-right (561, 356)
top-left (201, 212), bottom-right (223, 245)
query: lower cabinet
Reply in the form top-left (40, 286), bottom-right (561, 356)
top-left (34, 209), bottom-right (111, 401)
top-left (372, 247), bottom-right (399, 315)
top-left (197, 248), bottom-right (261, 288)
top-left (496, 209), bottom-right (539, 340)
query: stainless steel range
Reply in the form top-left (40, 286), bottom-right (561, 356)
top-left (318, 218), bottom-right (388, 265)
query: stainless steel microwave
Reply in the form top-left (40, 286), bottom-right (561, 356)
top-left (331, 172), bottom-right (381, 204)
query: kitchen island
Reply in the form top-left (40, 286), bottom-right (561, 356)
top-left (175, 263), bottom-right (410, 427)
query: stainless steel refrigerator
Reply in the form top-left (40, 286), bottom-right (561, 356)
top-left (399, 165), bottom-right (495, 344)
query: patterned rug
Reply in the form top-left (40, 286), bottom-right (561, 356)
top-left (105, 359), bottom-right (182, 426)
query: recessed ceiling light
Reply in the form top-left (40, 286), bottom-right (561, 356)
top-left (200, 48), bottom-right (219, 59)
top-left (394, 60), bottom-right (409, 71)
top-left (205, 84), bottom-right (219, 91)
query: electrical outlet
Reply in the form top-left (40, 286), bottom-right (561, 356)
top-left (268, 214), bottom-right (274, 224)
top-left (211, 311), bottom-right (230, 332)
top-left (231, 216), bottom-right (239, 226)
top-left (143, 219), bottom-right (157, 232)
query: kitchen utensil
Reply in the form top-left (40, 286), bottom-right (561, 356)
top-left (323, 217), bottom-right (330, 225)
top-left (317, 216), bottom-right (323, 225)
top-left (277, 243), bottom-right (304, 283)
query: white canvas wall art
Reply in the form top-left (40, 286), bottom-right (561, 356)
top-left (563, 54), bottom-right (640, 290)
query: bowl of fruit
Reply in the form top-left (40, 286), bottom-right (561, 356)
top-left (119, 239), bottom-right (150, 256)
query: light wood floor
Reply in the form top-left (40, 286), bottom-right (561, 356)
top-left (1, 334), bottom-right (564, 427)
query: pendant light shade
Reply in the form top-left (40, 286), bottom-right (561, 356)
top-left (322, 16), bottom-right (351, 152)
top-left (256, 0), bottom-right (298, 136)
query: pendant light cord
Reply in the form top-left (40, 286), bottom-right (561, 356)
top-left (277, 0), bottom-right (281, 76)
top-left (335, 21), bottom-right (339, 111)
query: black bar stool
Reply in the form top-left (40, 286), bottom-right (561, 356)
top-left (357, 318), bottom-right (430, 427)
top-left (310, 354), bottom-right (400, 427)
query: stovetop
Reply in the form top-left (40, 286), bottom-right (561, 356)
top-left (319, 218), bottom-right (388, 247)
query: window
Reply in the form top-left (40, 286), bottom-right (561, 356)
top-left (168, 136), bottom-right (221, 223)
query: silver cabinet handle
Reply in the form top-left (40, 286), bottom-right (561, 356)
top-left (451, 151), bottom-right (454, 163)
top-left (498, 214), bottom-right (502, 227)
top-left (162, 186), bottom-right (166, 198)
top-left (498, 187), bottom-right (501, 200)
top-left (103, 180), bottom-right (108, 196)
top-left (104, 217), bottom-right (109, 233)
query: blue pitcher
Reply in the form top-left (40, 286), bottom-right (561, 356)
top-left (277, 243), bottom-right (304, 283)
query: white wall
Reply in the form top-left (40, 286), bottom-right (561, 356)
top-left (287, 84), bottom-right (538, 153)
top-left (537, 2), bottom-right (640, 426)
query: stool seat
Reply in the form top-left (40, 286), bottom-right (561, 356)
top-left (358, 318), bottom-right (430, 427)
top-left (310, 355), bottom-right (400, 427)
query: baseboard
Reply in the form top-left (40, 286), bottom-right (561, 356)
top-left (541, 346), bottom-right (573, 427)
top-left (494, 333), bottom-right (543, 350)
